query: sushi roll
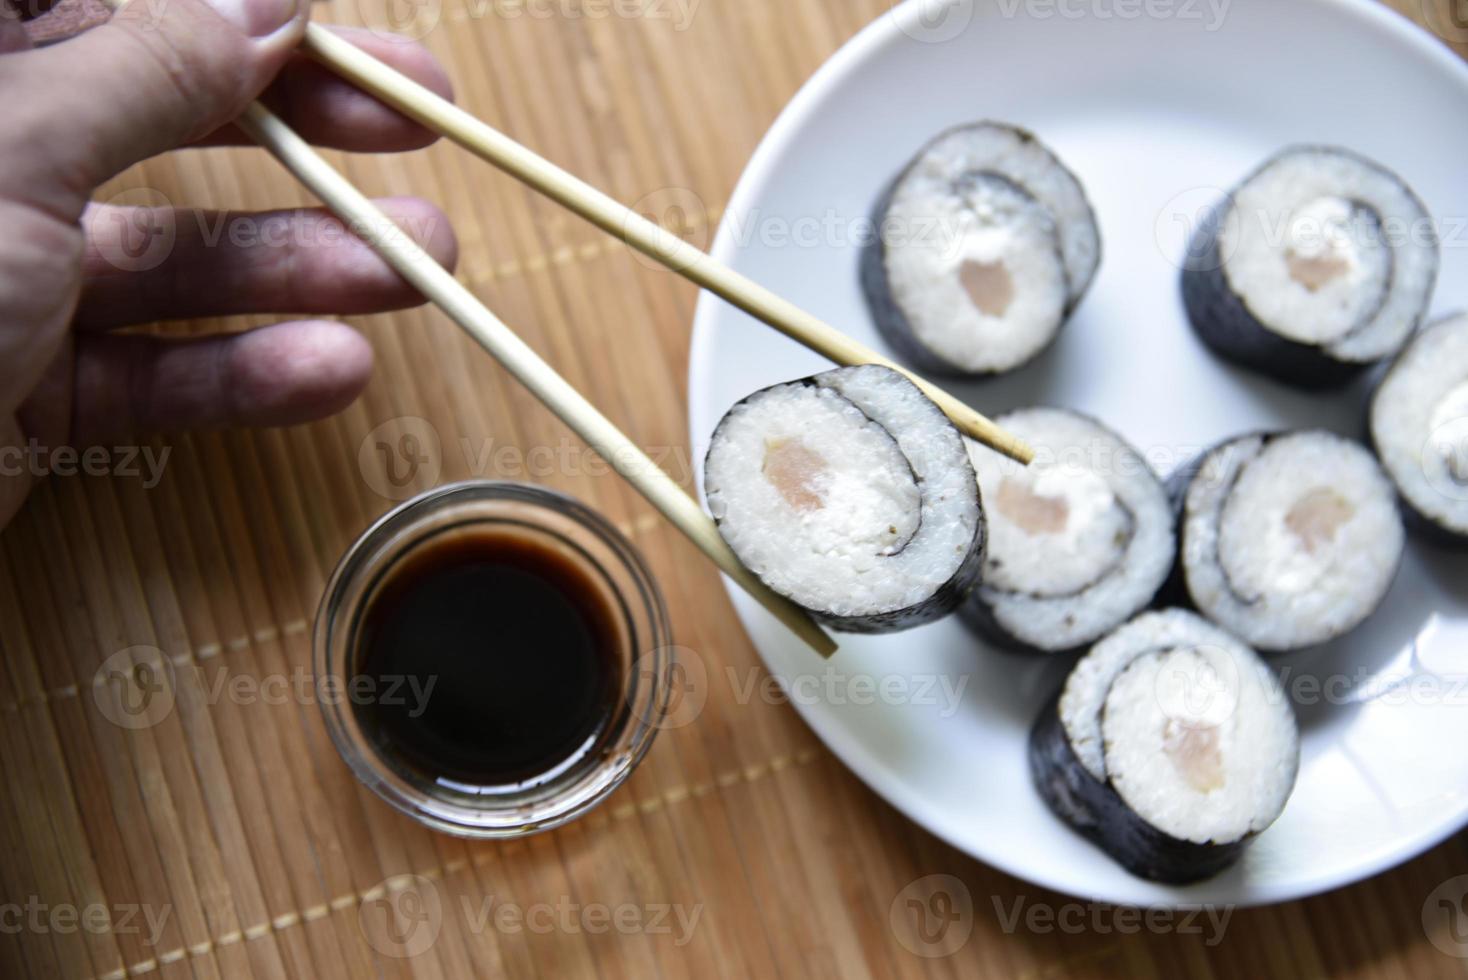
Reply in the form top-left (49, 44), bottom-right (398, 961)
top-left (1370, 312), bottom-right (1468, 543)
top-left (1031, 609), bottom-right (1299, 883)
top-left (703, 364), bottom-right (984, 633)
top-left (860, 122), bottom-right (1100, 376)
top-left (1182, 146), bottom-right (1438, 388)
top-left (1169, 430), bottom-right (1404, 652)
top-left (960, 408), bottom-right (1174, 653)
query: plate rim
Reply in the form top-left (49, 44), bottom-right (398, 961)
top-left (687, 0), bottom-right (1468, 907)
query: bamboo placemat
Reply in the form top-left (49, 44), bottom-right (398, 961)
top-left (3, 1), bottom-right (1467, 977)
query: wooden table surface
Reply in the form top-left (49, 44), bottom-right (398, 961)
top-left (3, 0), bottom-right (1467, 977)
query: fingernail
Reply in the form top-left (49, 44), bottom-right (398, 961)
top-left (204, 0), bottom-right (298, 37)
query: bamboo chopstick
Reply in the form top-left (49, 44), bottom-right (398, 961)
top-left (299, 23), bottom-right (1034, 467)
top-left (226, 101), bottom-right (837, 656)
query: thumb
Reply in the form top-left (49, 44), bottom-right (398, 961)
top-left (2, 0), bottom-right (308, 214)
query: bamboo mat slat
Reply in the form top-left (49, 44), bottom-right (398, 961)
top-left (2, 1), bottom-right (1467, 977)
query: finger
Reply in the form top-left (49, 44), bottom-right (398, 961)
top-left (199, 27), bottom-right (455, 152)
top-left (1, 0), bottom-right (33, 53)
top-left (0, 196), bottom-right (84, 416)
top-left (19, 0), bottom-right (109, 47)
top-left (76, 196), bottom-right (459, 329)
top-left (72, 319), bottom-right (373, 441)
top-left (0, 0), bottom-right (308, 216)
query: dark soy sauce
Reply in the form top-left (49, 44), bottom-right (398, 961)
top-left (353, 530), bottom-right (625, 792)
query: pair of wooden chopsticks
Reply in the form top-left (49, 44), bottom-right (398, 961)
top-left (235, 99), bottom-right (843, 657)
top-left (123, 12), bottom-right (1038, 656)
top-left (299, 25), bottom-right (1033, 467)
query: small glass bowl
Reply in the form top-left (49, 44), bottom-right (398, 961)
top-left (314, 481), bottom-right (672, 838)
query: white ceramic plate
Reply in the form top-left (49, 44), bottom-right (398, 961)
top-left (688, 0), bottom-right (1468, 905)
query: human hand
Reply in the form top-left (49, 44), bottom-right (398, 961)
top-left (0, 0), bottom-right (460, 527)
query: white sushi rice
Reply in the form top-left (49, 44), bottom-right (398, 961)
top-left (1058, 609), bottom-right (1298, 846)
top-left (704, 365), bottom-right (981, 619)
top-left (1218, 147), bottom-right (1436, 360)
top-left (1102, 634), bottom-right (1298, 846)
top-left (885, 174), bottom-right (1068, 372)
top-left (910, 123), bottom-right (1100, 297)
top-left (880, 124), bottom-right (1099, 373)
top-left (966, 409), bottom-right (1173, 651)
top-left (1371, 313), bottom-right (1468, 536)
top-left (1180, 431), bottom-right (1404, 651)
top-left (1059, 609), bottom-right (1232, 781)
